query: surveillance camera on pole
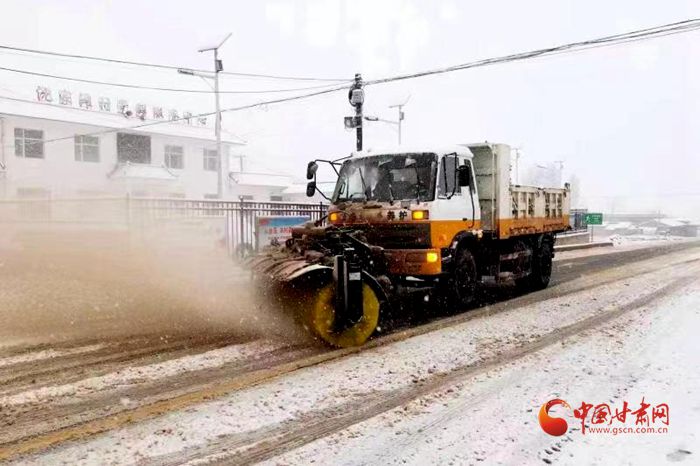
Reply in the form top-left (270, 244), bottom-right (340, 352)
top-left (345, 73), bottom-right (364, 151)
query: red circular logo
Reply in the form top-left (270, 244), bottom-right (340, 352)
top-left (538, 399), bottom-right (571, 436)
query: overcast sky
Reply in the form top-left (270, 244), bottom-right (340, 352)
top-left (0, 0), bottom-right (698, 217)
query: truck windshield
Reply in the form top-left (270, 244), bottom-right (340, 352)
top-left (332, 153), bottom-right (437, 203)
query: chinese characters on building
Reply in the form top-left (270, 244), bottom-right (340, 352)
top-left (34, 86), bottom-right (207, 126)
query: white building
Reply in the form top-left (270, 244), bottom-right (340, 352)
top-left (227, 155), bottom-right (294, 201)
top-left (0, 97), bottom-right (303, 200)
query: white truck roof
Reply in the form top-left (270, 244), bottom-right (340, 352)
top-left (347, 145), bottom-right (475, 160)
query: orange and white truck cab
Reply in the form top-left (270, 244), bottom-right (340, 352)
top-left (319, 143), bottom-right (570, 279)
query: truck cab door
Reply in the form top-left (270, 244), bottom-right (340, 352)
top-left (458, 158), bottom-right (479, 227)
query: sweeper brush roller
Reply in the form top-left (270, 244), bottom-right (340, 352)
top-left (247, 227), bottom-right (386, 348)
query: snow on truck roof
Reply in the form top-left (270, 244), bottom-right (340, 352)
top-left (345, 143), bottom-right (512, 160)
top-left (346, 144), bottom-right (476, 160)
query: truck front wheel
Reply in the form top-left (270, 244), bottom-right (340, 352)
top-left (451, 247), bottom-right (478, 308)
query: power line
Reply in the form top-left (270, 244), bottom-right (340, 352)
top-left (366, 18), bottom-right (700, 86)
top-left (0, 44), bottom-right (348, 82)
top-left (1, 18), bottom-right (694, 97)
top-left (3, 18), bottom-right (699, 150)
top-left (0, 65), bottom-right (350, 94)
top-left (220, 71), bottom-right (347, 82)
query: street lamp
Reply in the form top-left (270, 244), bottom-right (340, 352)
top-left (179, 32), bottom-right (232, 199)
top-left (388, 95), bottom-right (410, 145)
top-left (362, 97), bottom-right (410, 146)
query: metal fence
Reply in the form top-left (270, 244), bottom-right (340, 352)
top-left (129, 198), bottom-right (328, 256)
top-left (1, 196), bottom-right (588, 256)
top-left (0, 196), bottom-right (328, 258)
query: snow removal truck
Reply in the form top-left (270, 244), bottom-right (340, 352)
top-left (249, 143), bottom-right (571, 347)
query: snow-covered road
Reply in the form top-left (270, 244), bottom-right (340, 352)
top-left (266, 265), bottom-right (700, 466)
top-left (6, 242), bottom-right (698, 465)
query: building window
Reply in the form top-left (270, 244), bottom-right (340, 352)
top-left (164, 145), bottom-right (184, 169)
top-left (203, 149), bottom-right (218, 171)
top-left (239, 195), bottom-right (254, 201)
top-left (74, 135), bottom-right (100, 162)
top-left (14, 128), bottom-right (44, 159)
top-left (270, 195), bottom-right (283, 201)
top-left (117, 133), bottom-right (151, 164)
top-left (204, 193), bottom-right (220, 199)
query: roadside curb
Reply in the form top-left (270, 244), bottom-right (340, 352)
top-left (555, 241), bottom-right (614, 252)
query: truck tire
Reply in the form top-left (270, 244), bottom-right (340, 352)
top-left (451, 247), bottom-right (478, 307)
top-left (528, 240), bottom-right (553, 290)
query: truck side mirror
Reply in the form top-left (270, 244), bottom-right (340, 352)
top-left (458, 165), bottom-right (472, 187)
top-left (306, 161), bottom-right (318, 180)
top-left (306, 180), bottom-right (317, 197)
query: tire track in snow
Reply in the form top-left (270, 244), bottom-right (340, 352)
top-left (0, 344), bottom-right (106, 369)
top-left (0, 333), bottom-right (247, 392)
top-left (0, 341), bottom-right (282, 407)
top-left (0, 340), bottom-right (309, 447)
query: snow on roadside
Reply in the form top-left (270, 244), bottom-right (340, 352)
top-left (21, 255), bottom-right (700, 465)
top-left (0, 340), bottom-right (282, 406)
top-left (0, 344), bottom-right (105, 369)
top-left (266, 275), bottom-right (700, 465)
top-left (554, 237), bottom-right (699, 261)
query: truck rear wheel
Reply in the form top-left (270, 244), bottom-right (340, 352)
top-left (520, 240), bottom-right (553, 291)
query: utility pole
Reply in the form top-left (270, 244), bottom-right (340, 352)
top-left (198, 33), bottom-right (232, 199)
top-left (348, 73), bottom-right (364, 151)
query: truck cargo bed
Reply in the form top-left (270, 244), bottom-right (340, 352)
top-left (466, 143), bottom-right (570, 239)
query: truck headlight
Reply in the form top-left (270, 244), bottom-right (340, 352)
top-left (426, 251), bottom-right (439, 263)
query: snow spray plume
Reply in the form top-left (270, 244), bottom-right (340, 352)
top-left (0, 199), bottom-right (303, 344)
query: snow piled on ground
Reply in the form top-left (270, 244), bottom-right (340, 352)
top-left (268, 278), bottom-right (700, 465)
top-left (19, 250), bottom-right (700, 465)
top-left (554, 236), bottom-right (699, 261)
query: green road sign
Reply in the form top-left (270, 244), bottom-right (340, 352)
top-left (585, 212), bottom-right (603, 225)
